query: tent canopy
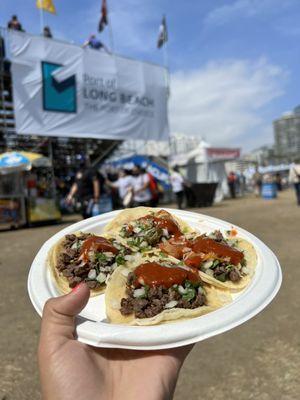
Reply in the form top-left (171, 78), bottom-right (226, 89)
top-left (0, 151), bottom-right (51, 174)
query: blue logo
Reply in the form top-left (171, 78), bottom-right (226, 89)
top-left (42, 61), bottom-right (77, 113)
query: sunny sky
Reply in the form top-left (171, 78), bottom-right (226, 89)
top-left (1, 0), bottom-right (300, 151)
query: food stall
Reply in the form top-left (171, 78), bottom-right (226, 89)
top-left (0, 151), bottom-right (61, 229)
top-left (170, 140), bottom-right (241, 205)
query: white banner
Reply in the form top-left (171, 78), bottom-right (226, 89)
top-left (9, 31), bottom-right (169, 141)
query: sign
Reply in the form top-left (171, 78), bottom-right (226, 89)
top-left (9, 31), bottom-right (169, 141)
top-left (206, 148), bottom-right (240, 160)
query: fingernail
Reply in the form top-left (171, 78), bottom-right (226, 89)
top-left (71, 282), bottom-right (83, 292)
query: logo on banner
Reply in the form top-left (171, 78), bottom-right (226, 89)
top-left (41, 61), bottom-right (77, 113)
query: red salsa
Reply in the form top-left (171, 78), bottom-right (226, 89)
top-left (133, 262), bottom-right (200, 289)
top-left (138, 212), bottom-right (182, 238)
top-left (80, 236), bottom-right (118, 263)
top-left (191, 237), bottom-right (243, 265)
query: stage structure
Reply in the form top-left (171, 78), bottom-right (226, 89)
top-left (8, 30), bottom-right (169, 141)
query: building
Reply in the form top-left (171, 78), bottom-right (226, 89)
top-left (273, 106), bottom-right (300, 162)
top-left (243, 145), bottom-right (277, 166)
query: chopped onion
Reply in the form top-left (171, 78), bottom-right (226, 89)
top-left (71, 242), bottom-right (78, 250)
top-left (103, 252), bottom-right (114, 258)
top-left (88, 269), bottom-right (97, 279)
top-left (202, 260), bottom-right (213, 270)
top-left (178, 285), bottom-right (187, 295)
top-left (162, 228), bottom-right (169, 237)
top-left (96, 272), bottom-right (106, 283)
top-left (133, 227), bottom-right (142, 233)
top-left (164, 300), bottom-right (178, 309)
top-left (124, 255), bottom-right (132, 261)
top-left (198, 286), bottom-right (205, 295)
top-left (206, 269), bottom-right (214, 277)
top-left (133, 287), bottom-right (146, 298)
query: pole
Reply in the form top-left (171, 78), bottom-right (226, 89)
top-left (162, 40), bottom-right (172, 170)
top-left (107, 3), bottom-right (115, 53)
top-left (39, 6), bottom-right (45, 34)
top-left (108, 17), bottom-right (115, 53)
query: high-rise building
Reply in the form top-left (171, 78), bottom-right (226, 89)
top-left (273, 106), bottom-right (300, 162)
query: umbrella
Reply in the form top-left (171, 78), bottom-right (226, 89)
top-left (0, 151), bottom-right (44, 174)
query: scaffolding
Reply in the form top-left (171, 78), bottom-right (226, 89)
top-left (0, 27), bottom-right (120, 173)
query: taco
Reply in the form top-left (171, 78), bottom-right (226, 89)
top-left (104, 207), bottom-right (194, 253)
top-left (105, 256), bottom-right (231, 325)
top-left (159, 230), bottom-right (257, 292)
top-left (48, 232), bottom-right (131, 296)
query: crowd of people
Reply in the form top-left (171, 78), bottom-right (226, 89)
top-left (61, 164), bottom-right (193, 219)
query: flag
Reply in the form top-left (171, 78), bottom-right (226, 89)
top-left (157, 16), bottom-right (168, 48)
top-left (36, 0), bottom-right (56, 14)
top-left (98, 0), bottom-right (108, 32)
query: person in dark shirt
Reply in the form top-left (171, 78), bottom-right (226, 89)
top-left (66, 168), bottom-right (100, 219)
top-left (7, 15), bottom-right (23, 31)
top-left (43, 26), bottom-right (53, 38)
top-left (83, 34), bottom-right (110, 53)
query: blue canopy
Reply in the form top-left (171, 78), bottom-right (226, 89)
top-left (107, 155), bottom-right (170, 188)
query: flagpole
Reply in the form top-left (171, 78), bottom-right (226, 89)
top-left (39, 6), bottom-right (45, 34)
top-left (162, 21), bottom-right (172, 173)
top-left (108, 17), bottom-right (115, 53)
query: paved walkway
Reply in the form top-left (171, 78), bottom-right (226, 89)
top-left (0, 190), bottom-right (299, 400)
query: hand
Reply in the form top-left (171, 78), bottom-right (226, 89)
top-left (38, 283), bottom-right (193, 400)
top-left (65, 194), bottom-right (72, 205)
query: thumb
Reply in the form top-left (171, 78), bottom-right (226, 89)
top-left (40, 283), bottom-right (90, 348)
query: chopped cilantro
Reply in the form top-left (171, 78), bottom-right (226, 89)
top-left (95, 252), bottom-right (107, 263)
top-left (210, 259), bottom-right (220, 269)
top-left (182, 287), bottom-right (196, 301)
top-left (116, 255), bottom-right (125, 265)
top-left (159, 251), bottom-right (168, 258)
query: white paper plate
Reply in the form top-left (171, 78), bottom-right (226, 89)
top-left (28, 208), bottom-right (282, 350)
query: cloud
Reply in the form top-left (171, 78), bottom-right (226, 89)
top-left (169, 58), bottom-right (287, 148)
top-left (204, 0), bottom-right (297, 27)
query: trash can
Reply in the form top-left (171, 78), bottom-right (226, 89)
top-left (186, 182), bottom-right (218, 207)
top-left (261, 183), bottom-right (277, 199)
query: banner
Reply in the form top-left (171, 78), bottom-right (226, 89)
top-left (107, 155), bottom-right (170, 188)
top-left (9, 31), bottom-right (169, 141)
top-left (206, 148), bottom-right (240, 160)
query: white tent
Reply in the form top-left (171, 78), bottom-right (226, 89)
top-left (170, 140), bottom-right (240, 202)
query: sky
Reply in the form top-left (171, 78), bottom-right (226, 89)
top-left (1, 0), bottom-right (300, 152)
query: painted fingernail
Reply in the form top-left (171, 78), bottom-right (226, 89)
top-left (71, 282), bottom-right (83, 292)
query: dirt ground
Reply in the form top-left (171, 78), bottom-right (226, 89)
top-left (0, 190), bottom-right (299, 400)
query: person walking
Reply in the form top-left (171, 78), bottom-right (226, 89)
top-left (131, 165), bottom-right (152, 207)
top-left (289, 162), bottom-right (300, 206)
top-left (66, 168), bottom-right (100, 219)
top-left (253, 167), bottom-right (263, 197)
top-left (106, 169), bottom-right (133, 208)
top-left (170, 166), bottom-right (185, 209)
top-left (227, 171), bottom-right (237, 199)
